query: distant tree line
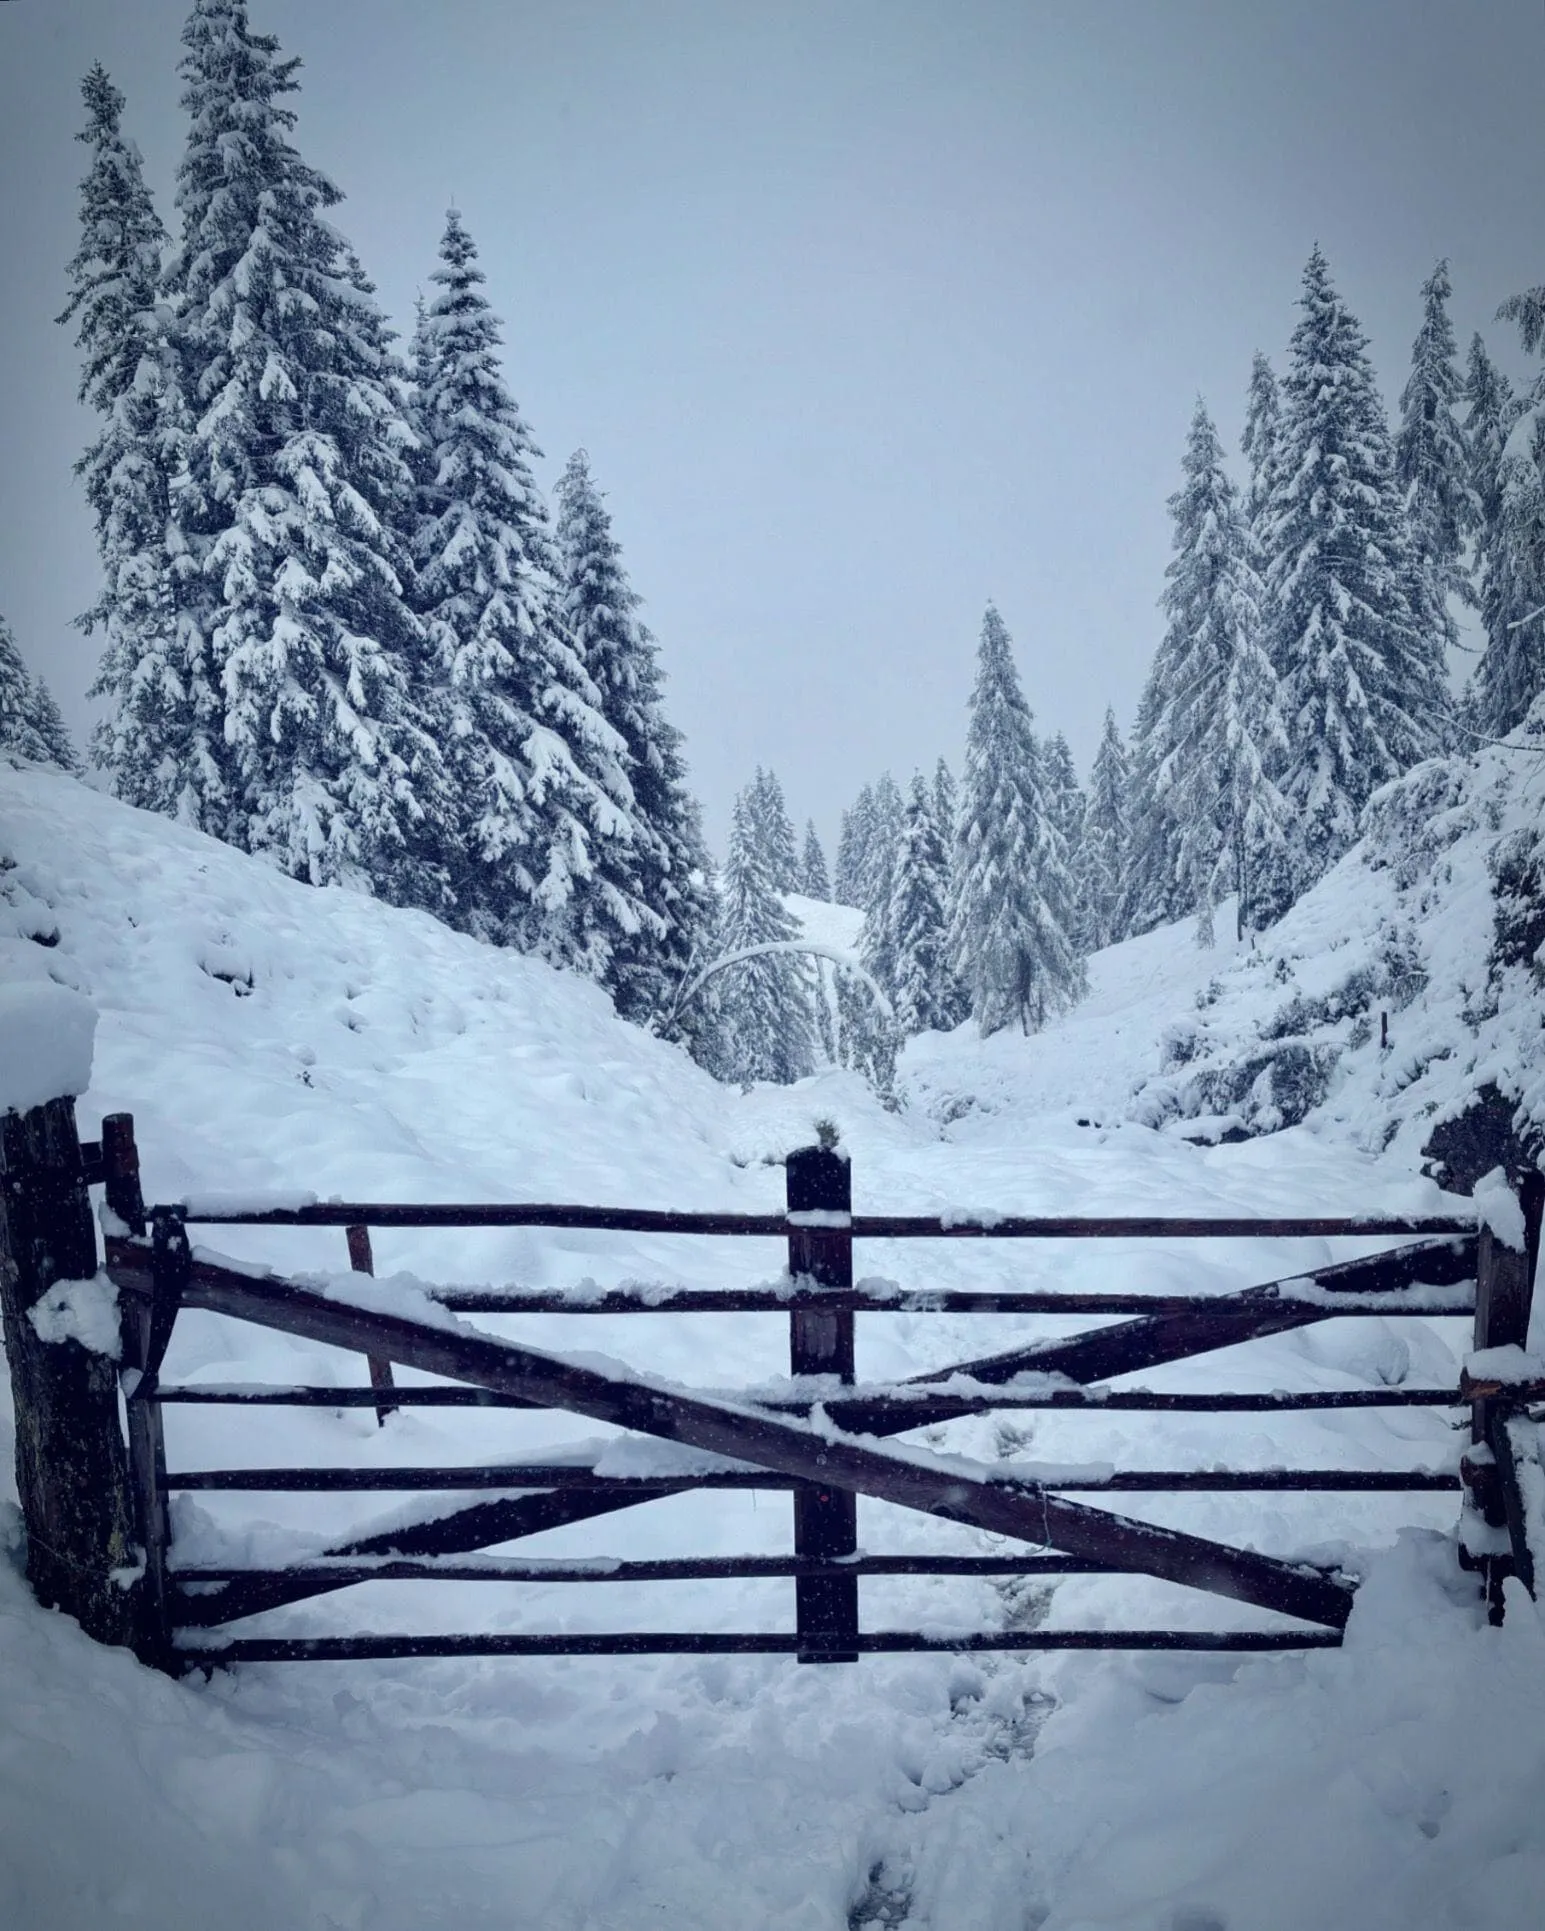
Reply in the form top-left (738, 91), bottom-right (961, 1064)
top-left (704, 245), bottom-right (1545, 1081)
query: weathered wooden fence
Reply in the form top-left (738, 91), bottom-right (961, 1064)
top-left (3, 1087), bottom-right (1542, 1674)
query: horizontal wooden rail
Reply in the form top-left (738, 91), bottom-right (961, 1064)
top-left (148, 1381), bottom-right (1467, 1418)
top-left (162, 1199), bottom-right (1475, 1239)
top-left (427, 1284), bottom-right (1477, 1317)
top-left (180, 1629), bottom-right (1345, 1662)
top-left (171, 1553), bottom-right (1127, 1586)
top-left (165, 1463), bottom-right (1460, 1493)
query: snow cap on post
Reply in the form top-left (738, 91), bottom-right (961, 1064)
top-left (1474, 1166), bottom-right (1528, 1253)
top-left (0, 983), bottom-right (97, 1115)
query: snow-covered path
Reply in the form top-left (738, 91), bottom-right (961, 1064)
top-left (4, 762), bottom-right (1544, 1930)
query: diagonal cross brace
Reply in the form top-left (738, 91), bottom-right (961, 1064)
top-left (172, 1252), bottom-right (1352, 1630)
top-left (848, 1236), bottom-right (1478, 1432)
top-left (117, 1236), bottom-right (1466, 1628)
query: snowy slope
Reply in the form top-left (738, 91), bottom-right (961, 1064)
top-left (3, 758), bottom-right (1545, 1931)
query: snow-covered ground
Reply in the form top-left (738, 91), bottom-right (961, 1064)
top-left (4, 757), bottom-right (1545, 1930)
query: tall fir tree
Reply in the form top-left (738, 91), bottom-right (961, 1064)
top-left (554, 446), bottom-right (714, 1016)
top-left (1473, 287), bottom-right (1545, 735)
top-left (932, 756), bottom-right (957, 855)
top-left (1041, 731), bottom-right (1085, 879)
top-left (878, 772), bottom-right (955, 1036)
top-left (0, 615), bottom-right (80, 771)
top-left (856, 770), bottom-right (905, 993)
top-left (58, 63), bottom-right (189, 811)
top-left (931, 754), bottom-right (970, 1024)
top-left (1265, 246), bottom-right (1440, 884)
top-left (749, 767), bottom-right (800, 893)
top-left (1120, 694), bottom-right (1190, 940)
top-left (1151, 400), bottom-right (1294, 940)
top-left (163, 0), bottom-right (449, 904)
top-left (1241, 352), bottom-right (1282, 547)
top-left (1395, 261), bottom-right (1480, 667)
top-left (1074, 707), bottom-right (1129, 953)
top-left (799, 819), bottom-right (831, 899)
top-left (950, 606), bottom-right (1083, 1035)
top-left (833, 783), bottom-right (874, 908)
top-left (715, 781), bottom-right (817, 1085)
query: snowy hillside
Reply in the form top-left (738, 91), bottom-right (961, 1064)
top-left (5, 758), bottom-right (1545, 1930)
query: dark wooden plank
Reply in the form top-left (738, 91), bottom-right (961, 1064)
top-left (787, 1143), bottom-right (858, 1661)
top-left (182, 1628), bottom-right (1344, 1663)
top-left (431, 1283), bottom-right (1476, 1315)
top-left (1467, 1174), bottom-right (1545, 1619)
top-left (101, 1114), bottom-right (147, 1235)
top-left (163, 1200), bottom-right (1474, 1237)
top-left (174, 1553), bottom-right (1125, 1587)
top-left (172, 1485), bottom-right (701, 1628)
top-left (166, 1461), bottom-right (1458, 1493)
top-left (345, 1224), bottom-right (396, 1424)
top-left (0, 1098), bottom-right (141, 1651)
top-left (169, 1464), bottom-right (798, 1491)
top-left (809, 1236), bottom-right (1479, 1435)
top-left (148, 1380), bottom-right (1465, 1413)
top-left (79, 1140), bottom-right (104, 1187)
top-left (159, 1250), bottom-right (1356, 1628)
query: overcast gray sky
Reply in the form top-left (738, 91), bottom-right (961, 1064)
top-left (2, 0), bottom-right (1542, 851)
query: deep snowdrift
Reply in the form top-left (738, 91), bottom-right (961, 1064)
top-left (4, 756), bottom-right (1545, 1931)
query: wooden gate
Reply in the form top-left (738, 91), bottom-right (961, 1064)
top-left (70, 1112), bottom-right (1540, 1671)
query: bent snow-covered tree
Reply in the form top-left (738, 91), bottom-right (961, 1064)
top-left (714, 781), bottom-right (818, 1085)
top-left (950, 605), bottom-right (1083, 1035)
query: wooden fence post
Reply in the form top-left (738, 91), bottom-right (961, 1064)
top-left (1463, 1170), bottom-right (1545, 1621)
top-left (0, 1097), bottom-right (139, 1648)
top-left (786, 1141), bottom-right (858, 1662)
top-left (346, 1223), bottom-right (397, 1424)
top-left (104, 1113), bottom-right (185, 1670)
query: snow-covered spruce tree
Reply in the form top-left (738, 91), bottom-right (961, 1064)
top-left (932, 756), bottom-right (957, 855)
top-left (57, 63), bottom-right (193, 811)
top-left (799, 819), bottom-right (830, 899)
top-left (1151, 400), bottom-right (1294, 941)
top-left (1472, 287), bottom-right (1545, 736)
top-left (930, 754), bottom-right (970, 1024)
top-left (833, 784), bottom-right (872, 908)
top-left (1241, 352), bottom-right (1281, 548)
top-left (161, 0), bottom-right (449, 905)
top-left (715, 782), bottom-right (817, 1085)
top-left (554, 446), bottom-right (715, 1019)
top-left (1074, 706), bottom-right (1129, 953)
top-left (950, 605), bottom-right (1083, 1035)
top-left (1041, 731), bottom-right (1085, 890)
top-left (1120, 685), bottom-right (1189, 939)
top-left (748, 767), bottom-right (800, 894)
top-left (1265, 246), bottom-right (1440, 885)
top-left (855, 770), bottom-right (905, 994)
top-left (877, 772), bottom-right (956, 1036)
top-left (0, 614), bottom-right (80, 770)
top-left (1395, 261), bottom-right (1480, 666)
